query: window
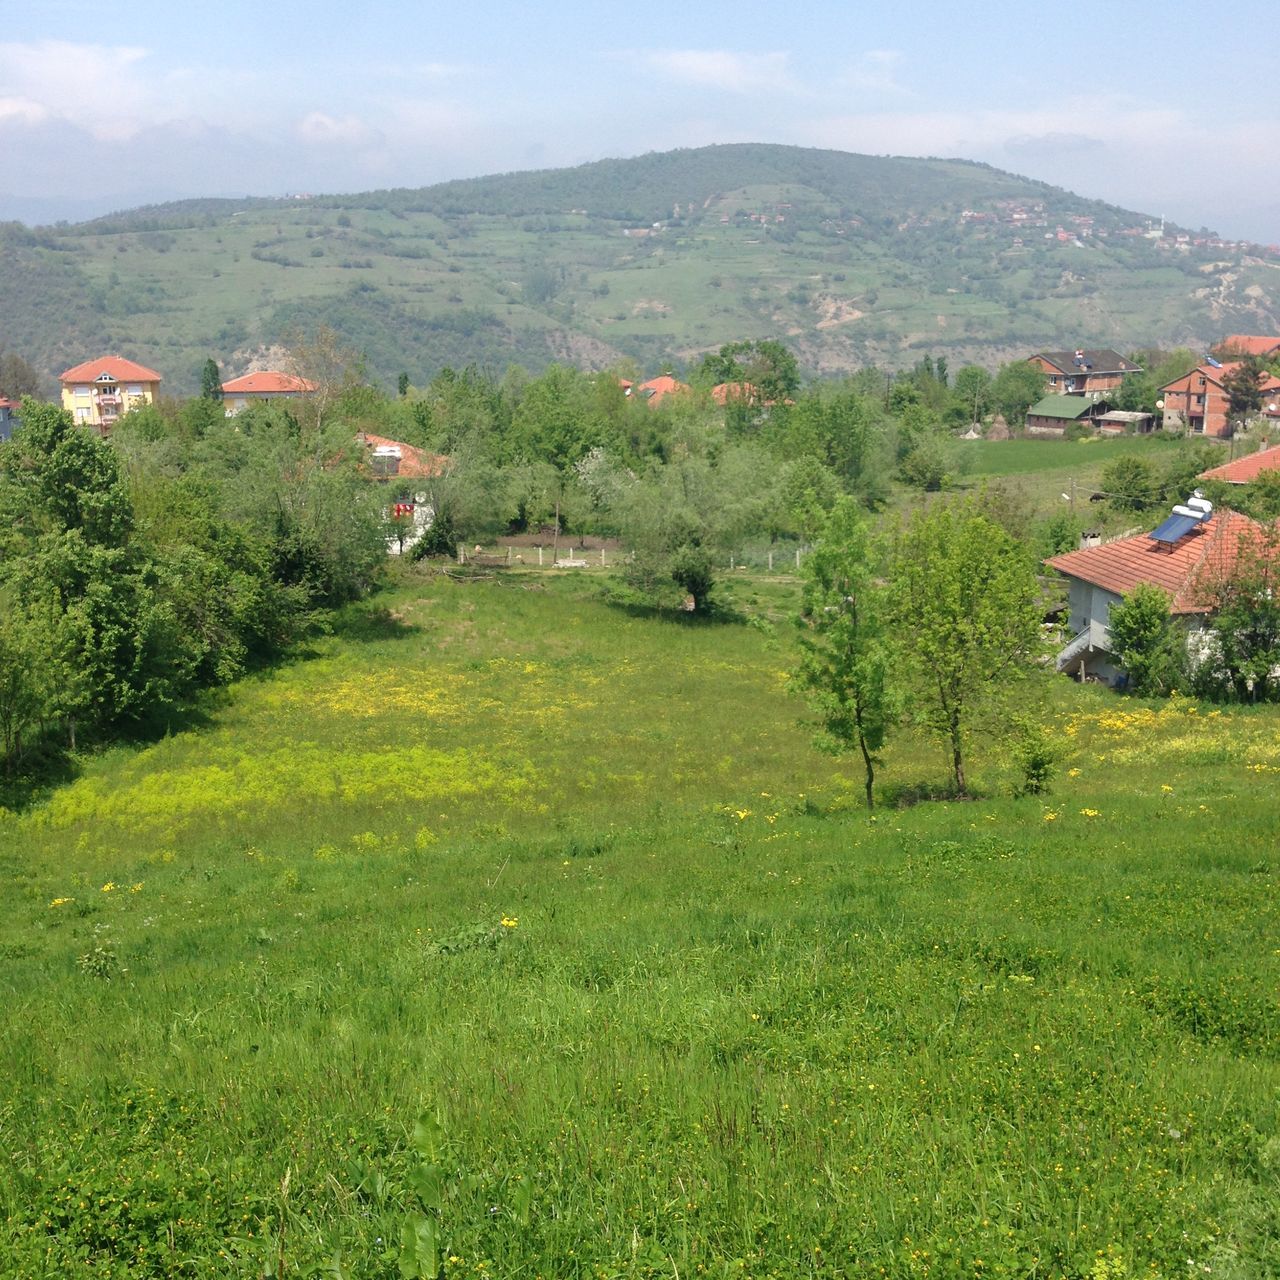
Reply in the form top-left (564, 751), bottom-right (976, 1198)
top-left (75, 386), bottom-right (89, 397)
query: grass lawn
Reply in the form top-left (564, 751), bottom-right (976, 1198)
top-left (2, 566), bottom-right (1278, 1278)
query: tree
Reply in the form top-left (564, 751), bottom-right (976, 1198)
top-left (1220, 359), bottom-right (1266, 435)
top-left (951, 364), bottom-right (993, 425)
top-left (795, 499), bottom-right (895, 808)
top-left (1194, 525), bottom-right (1280, 701)
top-left (1107, 584), bottom-right (1186, 695)
top-left (398, 371), bottom-right (410, 399)
top-left (200, 358), bottom-right (223, 401)
top-left (694, 339), bottom-right (800, 405)
top-left (1101, 455), bottom-right (1159, 514)
top-left (0, 350), bottom-right (43, 400)
top-left (890, 497), bottom-right (1042, 796)
top-left (991, 360), bottom-right (1046, 427)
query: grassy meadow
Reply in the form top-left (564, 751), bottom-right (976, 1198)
top-left (2, 566), bottom-right (1279, 1278)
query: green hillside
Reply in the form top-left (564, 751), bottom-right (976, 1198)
top-left (4, 143), bottom-right (1280, 395)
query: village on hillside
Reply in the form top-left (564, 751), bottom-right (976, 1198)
top-left (6, 329), bottom-right (1280, 694)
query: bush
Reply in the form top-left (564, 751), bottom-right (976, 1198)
top-left (410, 512), bottom-right (459, 561)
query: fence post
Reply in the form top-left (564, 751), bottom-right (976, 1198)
top-left (601, 547), bottom-right (606, 566)
top-left (538, 546), bottom-right (543, 566)
top-left (458, 546), bottom-right (465, 565)
top-left (795, 547), bottom-right (801, 569)
top-left (768, 550), bottom-right (773, 572)
top-left (506, 546), bottom-right (512, 564)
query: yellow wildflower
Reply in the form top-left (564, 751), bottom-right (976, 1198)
top-left (101, 882), bottom-right (117, 893)
top-left (49, 897), bottom-right (73, 908)
top-left (500, 916), bottom-right (518, 929)
top-left (1079, 808), bottom-right (1100, 818)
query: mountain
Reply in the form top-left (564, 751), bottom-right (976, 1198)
top-left (4, 143), bottom-right (1279, 395)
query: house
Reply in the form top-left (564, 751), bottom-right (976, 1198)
top-left (634, 375), bottom-right (690, 407)
top-left (1024, 394), bottom-right (1101, 436)
top-left (1214, 335), bottom-right (1280, 361)
top-left (1096, 409), bottom-right (1155, 435)
top-left (220, 371), bottom-right (317, 415)
top-left (1199, 442), bottom-right (1280, 486)
top-left (358, 433), bottom-right (451, 556)
top-left (0, 397), bottom-right (20, 443)
top-left (1027, 349), bottom-right (1140, 397)
top-left (358, 432), bottom-right (450, 482)
top-left (1159, 362), bottom-right (1280, 437)
top-left (59, 355), bottom-right (162, 434)
top-left (1045, 500), bottom-right (1260, 683)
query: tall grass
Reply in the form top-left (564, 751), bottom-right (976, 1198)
top-left (2, 568), bottom-right (1278, 1278)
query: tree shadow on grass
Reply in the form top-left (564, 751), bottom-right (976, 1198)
top-left (328, 603), bottom-right (423, 645)
top-left (879, 779), bottom-right (980, 808)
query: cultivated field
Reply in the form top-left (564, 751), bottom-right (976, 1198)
top-left (2, 568), bottom-right (1278, 1278)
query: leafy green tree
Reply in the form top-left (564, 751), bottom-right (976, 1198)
top-left (1101, 455), bottom-right (1159, 514)
top-left (0, 350), bottom-right (43, 399)
top-left (795, 498), bottom-right (895, 808)
top-left (1194, 525), bottom-right (1280, 701)
top-left (890, 496), bottom-right (1042, 796)
top-left (950, 364), bottom-right (993, 425)
top-left (1107, 584), bottom-right (1186, 695)
top-left (991, 360), bottom-right (1046, 427)
top-left (695, 339), bottom-right (800, 404)
top-left (200, 358), bottom-right (223, 401)
top-left (1220, 359), bottom-right (1266, 435)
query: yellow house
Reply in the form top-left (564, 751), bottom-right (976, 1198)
top-left (59, 355), bottom-right (162, 434)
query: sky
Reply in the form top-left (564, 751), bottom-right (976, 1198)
top-left (1, 0), bottom-right (1276, 241)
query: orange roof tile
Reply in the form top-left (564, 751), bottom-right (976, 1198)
top-left (1046, 511), bottom-right (1263, 613)
top-left (1216, 335), bottom-right (1280, 358)
top-left (221, 371), bottom-right (317, 394)
top-left (59, 355), bottom-right (162, 384)
top-left (711, 381), bottom-right (758, 405)
top-left (637, 375), bottom-right (690, 406)
top-left (1200, 443), bottom-right (1280, 484)
top-left (360, 432), bottom-right (450, 480)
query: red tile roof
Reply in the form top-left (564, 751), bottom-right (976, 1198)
top-left (221, 371), bottom-right (317, 394)
top-left (59, 355), bottom-right (162, 384)
top-left (711, 381), bottom-right (759, 405)
top-left (1046, 511), bottom-right (1262, 613)
top-left (1200, 443), bottom-right (1280, 484)
top-left (360, 432), bottom-right (450, 480)
top-left (637, 375), bottom-right (690, 406)
top-left (1216, 335), bottom-right (1280, 358)
top-left (0, 398), bottom-right (19, 410)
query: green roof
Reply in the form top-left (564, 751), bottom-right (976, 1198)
top-left (1027, 394), bottom-right (1094, 420)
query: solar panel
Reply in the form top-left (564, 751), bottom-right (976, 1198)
top-left (1148, 513), bottom-right (1199, 544)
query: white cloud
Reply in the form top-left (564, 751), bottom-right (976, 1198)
top-left (0, 39), bottom-right (154, 139)
top-left (645, 49), bottom-right (795, 94)
top-left (296, 111), bottom-right (379, 147)
top-left (0, 96), bottom-right (49, 126)
top-left (846, 49), bottom-right (905, 94)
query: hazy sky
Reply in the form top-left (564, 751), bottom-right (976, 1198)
top-left (2, 0), bottom-right (1275, 240)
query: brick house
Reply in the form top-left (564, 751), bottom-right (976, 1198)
top-left (1027, 349), bottom-right (1141, 397)
top-left (1159, 363), bottom-right (1280, 437)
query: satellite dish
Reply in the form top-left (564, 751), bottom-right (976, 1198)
top-left (1156, 399), bottom-right (1165, 410)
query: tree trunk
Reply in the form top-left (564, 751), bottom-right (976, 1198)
top-left (950, 711), bottom-right (966, 797)
top-left (858, 732), bottom-right (875, 810)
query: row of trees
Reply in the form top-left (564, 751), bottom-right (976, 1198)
top-left (0, 393), bottom-right (387, 780)
top-left (795, 494), bottom-right (1043, 805)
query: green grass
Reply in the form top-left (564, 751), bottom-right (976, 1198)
top-left (2, 567), bottom-right (1279, 1278)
